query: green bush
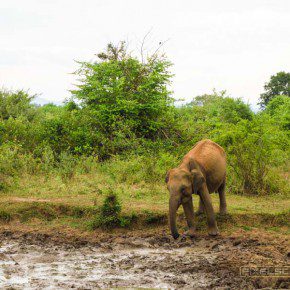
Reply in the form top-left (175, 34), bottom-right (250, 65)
top-left (265, 95), bottom-right (290, 131)
top-left (71, 41), bottom-right (175, 158)
top-left (143, 210), bottom-right (166, 224)
top-left (100, 152), bottom-right (178, 184)
top-left (0, 89), bottom-right (36, 121)
top-left (0, 60), bottom-right (288, 198)
top-left (217, 115), bottom-right (289, 195)
top-left (91, 191), bottom-right (122, 229)
top-left (57, 151), bottom-right (77, 181)
top-left (0, 210), bottom-right (12, 222)
top-left (0, 144), bottom-right (22, 176)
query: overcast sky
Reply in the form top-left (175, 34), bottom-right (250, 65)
top-left (1, 0), bottom-right (290, 109)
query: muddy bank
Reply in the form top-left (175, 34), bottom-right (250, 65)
top-left (0, 231), bottom-right (289, 289)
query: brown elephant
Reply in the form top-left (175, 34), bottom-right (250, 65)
top-left (165, 139), bottom-right (227, 239)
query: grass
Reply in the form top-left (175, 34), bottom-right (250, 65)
top-left (0, 166), bottom-right (289, 236)
top-left (0, 210), bottom-right (12, 222)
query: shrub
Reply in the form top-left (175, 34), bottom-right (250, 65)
top-left (0, 210), bottom-right (12, 222)
top-left (217, 115), bottom-right (289, 195)
top-left (91, 191), bottom-right (122, 229)
top-left (173, 91), bottom-right (254, 154)
top-left (265, 95), bottom-right (290, 131)
top-left (100, 152), bottom-right (179, 184)
top-left (186, 91), bottom-right (253, 124)
top-left (38, 145), bottom-right (55, 173)
top-left (71, 41), bottom-right (175, 158)
top-left (143, 210), bottom-right (166, 224)
top-left (0, 89), bottom-right (36, 120)
top-left (0, 143), bottom-right (24, 176)
top-left (57, 151), bottom-right (77, 181)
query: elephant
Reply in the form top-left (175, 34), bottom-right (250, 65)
top-left (165, 139), bottom-right (227, 239)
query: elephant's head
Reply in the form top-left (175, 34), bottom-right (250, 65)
top-left (165, 168), bottom-right (205, 239)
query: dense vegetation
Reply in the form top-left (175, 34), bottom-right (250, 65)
top-left (0, 43), bottom-right (289, 203)
top-left (259, 71), bottom-right (290, 108)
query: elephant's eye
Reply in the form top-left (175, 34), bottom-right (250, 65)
top-left (181, 187), bottom-right (187, 194)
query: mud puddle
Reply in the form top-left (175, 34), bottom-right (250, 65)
top-left (0, 232), bottom-right (289, 289)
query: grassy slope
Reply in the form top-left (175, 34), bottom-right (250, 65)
top-left (0, 171), bottom-right (289, 235)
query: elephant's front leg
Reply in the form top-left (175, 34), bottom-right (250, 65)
top-left (199, 185), bottom-right (219, 236)
top-left (182, 196), bottom-right (196, 237)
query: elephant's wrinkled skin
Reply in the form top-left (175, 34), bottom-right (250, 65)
top-left (165, 139), bottom-right (227, 239)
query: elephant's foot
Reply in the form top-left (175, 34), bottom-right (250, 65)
top-left (208, 227), bottom-right (219, 236)
top-left (183, 228), bottom-right (196, 238)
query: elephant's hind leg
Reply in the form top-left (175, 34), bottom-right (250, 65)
top-left (197, 198), bottom-right (205, 215)
top-left (218, 179), bottom-right (227, 214)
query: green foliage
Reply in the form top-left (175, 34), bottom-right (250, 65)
top-left (217, 115), bottom-right (289, 195)
top-left (0, 89), bottom-right (36, 120)
top-left (0, 143), bottom-right (40, 179)
top-left (265, 95), bottom-right (290, 131)
top-left (173, 91), bottom-right (254, 154)
top-left (259, 71), bottom-right (290, 108)
top-left (71, 42), bottom-right (174, 149)
top-left (100, 152), bottom-right (178, 184)
top-left (91, 191), bottom-right (122, 229)
top-left (17, 203), bottom-right (57, 222)
top-left (0, 210), bottom-right (12, 222)
top-left (119, 212), bottom-right (138, 228)
top-left (143, 210), bottom-right (166, 224)
top-left (57, 151), bottom-right (77, 181)
top-left (0, 58), bottom-right (289, 198)
top-left (171, 91), bottom-right (289, 196)
top-left (187, 91), bottom-right (253, 124)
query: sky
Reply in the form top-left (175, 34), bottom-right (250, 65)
top-left (1, 0), bottom-right (290, 109)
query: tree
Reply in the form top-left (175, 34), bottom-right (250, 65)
top-left (71, 41), bottom-right (174, 140)
top-left (259, 72), bottom-right (290, 108)
top-left (187, 91), bottom-right (253, 124)
top-left (265, 95), bottom-right (290, 131)
top-left (0, 89), bottom-right (36, 120)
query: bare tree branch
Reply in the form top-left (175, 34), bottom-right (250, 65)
top-left (140, 28), bottom-right (153, 64)
top-left (150, 38), bottom-right (170, 62)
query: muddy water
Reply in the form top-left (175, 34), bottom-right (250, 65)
top-left (0, 239), bottom-right (218, 289)
top-left (0, 233), bottom-right (289, 289)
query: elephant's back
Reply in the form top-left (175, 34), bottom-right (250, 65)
top-left (188, 139), bottom-right (226, 192)
top-left (190, 139), bottom-right (225, 158)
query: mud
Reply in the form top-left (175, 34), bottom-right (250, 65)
top-left (0, 231), bottom-right (289, 289)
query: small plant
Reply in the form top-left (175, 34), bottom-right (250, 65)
top-left (0, 210), bottom-right (12, 222)
top-left (143, 210), bottom-right (166, 224)
top-left (40, 146), bottom-right (55, 173)
top-left (0, 182), bottom-right (5, 191)
top-left (0, 175), bottom-right (7, 191)
top-left (17, 203), bottom-right (57, 222)
top-left (57, 152), bottom-right (77, 181)
top-left (91, 191), bottom-right (122, 229)
top-left (120, 212), bottom-right (138, 227)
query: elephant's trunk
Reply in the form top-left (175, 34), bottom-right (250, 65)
top-left (169, 196), bottom-right (181, 239)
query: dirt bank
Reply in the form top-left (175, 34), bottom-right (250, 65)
top-left (0, 230), bottom-right (289, 289)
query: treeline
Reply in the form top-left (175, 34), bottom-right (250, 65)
top-left (0, 43), bottom-right (289, 196)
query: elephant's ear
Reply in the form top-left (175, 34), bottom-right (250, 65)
top-left (191, 170), bottom-right (205, 194)
top-left (165, 170), bottom-right (171, 183)
top-left (188, 158), bottom-right (199, 171)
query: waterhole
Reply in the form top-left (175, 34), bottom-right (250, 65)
top-left (0, 238), bottom-right (217, 289)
